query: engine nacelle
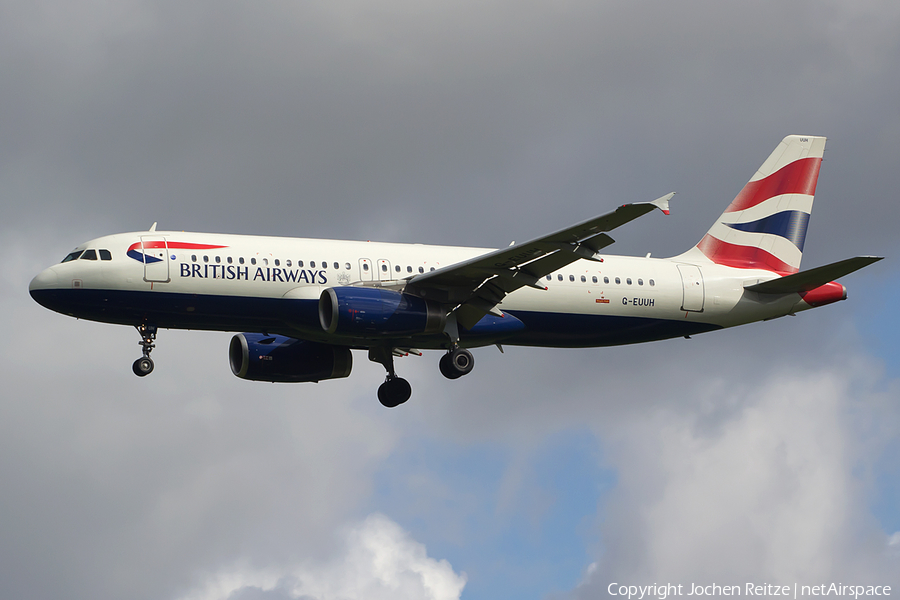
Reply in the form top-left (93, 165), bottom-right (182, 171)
top-left (229, 333), bottom-right (352, 383)
top-left (319, 287), bottom-right (445, 336)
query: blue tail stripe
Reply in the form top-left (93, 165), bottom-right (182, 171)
top-left (724, 210), bottom-right (810, 250)
top-left (127, 249), bottom-right (163, 263)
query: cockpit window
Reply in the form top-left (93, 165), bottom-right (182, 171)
top-left (61, 250), bottom-right (83, 263)
top-left (80, 249), bottom-right (98, 260)
top-left (99, 249), bottom-right (112, 261)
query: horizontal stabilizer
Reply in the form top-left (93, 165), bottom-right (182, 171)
top-left (745, 256), bottom-right (883, 294)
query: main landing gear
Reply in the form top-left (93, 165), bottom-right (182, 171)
top-left (439, 346), bottom-right (475, 380)
top-left (369, 344), bottom-right (475, 408)
top-left (370, 347), bottom-right (412, 408)
top-left (132, 323), bottom-right (157, 377)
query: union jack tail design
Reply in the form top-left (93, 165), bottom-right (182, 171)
top-left (687, 135), bottom-right (826, 273)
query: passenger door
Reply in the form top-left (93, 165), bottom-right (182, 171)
top-left (677, 264), bottom-right (704, 312)
top-left (140, 236), bottom-right (170, 283)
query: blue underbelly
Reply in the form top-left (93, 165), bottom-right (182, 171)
top-left (30, 288), bottom-right (720, 348)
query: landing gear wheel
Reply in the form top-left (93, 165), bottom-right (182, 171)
top-left (378, 376), bottom-right (412, 408)
top-left (133, 323), bottom-right (158, 377)
top-left (440, 347), bottom-right (474, 379)
top-left (439, 353), bottom-right (462, 379)
top-left (132, 357), bottom-right (154, 377)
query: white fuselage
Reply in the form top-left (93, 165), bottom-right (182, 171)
top-left (30, 230), bottom-right (815, 350)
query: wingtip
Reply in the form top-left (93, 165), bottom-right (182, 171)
top-left (651, 192), bottom-right (675, 215)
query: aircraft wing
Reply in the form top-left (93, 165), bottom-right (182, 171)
top-left (405, 193), bottom-right (674, 328)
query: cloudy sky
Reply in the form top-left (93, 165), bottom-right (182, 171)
top-left (2, 1), bottom-right (899, 599)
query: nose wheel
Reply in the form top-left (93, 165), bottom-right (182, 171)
top-left (132, 323), bottom-right (157, 377)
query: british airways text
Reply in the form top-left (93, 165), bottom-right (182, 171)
top-left (179, 263), bottom-right (328, 284)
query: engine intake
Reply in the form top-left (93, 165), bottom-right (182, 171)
top-left (319, 287), bottom-right (445, 336)
top-left (229, 333), bottom-right (352, 382)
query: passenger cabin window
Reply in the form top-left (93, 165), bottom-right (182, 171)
top-left (239, 257), bottom-right (245, 265)
top-left (62, 250), bottom-right (83, 263)
top-left (381, 264), bottom-right (388, 272)
top-left (546, 275), bottom-right (551, 281)
top-left (418, 267), bottom-right (424, 273)
top-left (251, 258), bottom-right (257, 265)
top-left (604, 277), bottom-right (609, 284)
top-left (649, 279), bottom-right (655, 286)
top-left (345, 263), bottom-right (351, 270)
top-left (310, 261), bottom-right (315, 268)
top-left (274, 259), bottom-right (280, 266)
top-left (569, 275), bottom-right (575, 282)
top-left (203, 255), bottom-right (209, 263)
top-left (626, 278), bottom-right (632, 285)
top-left (80, 249), bottom-right (97, 260)
top-left (592, 276), bottom-right (597, 283)
top-left (395, 265), bottom-right (401, 272)
top-left (581, 275), bottom-right (586, 283)
top-left (557, 274), bottom-right (563, 281)
top-left (99, 249), bottom-right (112, 261)
top-left (638, 278), bottom-right (643, 285)
top-left (298, 260), bottom-right (304, 267)
top-left (216, 256), bottom-right (221, 263)
top-left (191, 255), bottom-right (197, 262)
top-left (334, 262), bottom-right (339, 269)
top-left (407, 266), bottom-right (413, 273)
top-left (227, 257), bottom-right (233, 264)
top-left (286, 259), bottom-right (291, 267)
top-left (263, 258), bottom-right (268, 266)
top-left (615, 277), bottom-right (621, 284)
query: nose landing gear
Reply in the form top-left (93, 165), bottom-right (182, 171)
top-left (132, 323), bottom-right (157, 377)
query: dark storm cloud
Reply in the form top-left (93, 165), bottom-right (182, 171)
top-left (3, 0), bottom-right (898, 253)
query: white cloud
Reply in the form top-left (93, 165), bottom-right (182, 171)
top-left (574, 363), bottom-right (900, 595)
top-left (179, 513), bottom-right (466, 600)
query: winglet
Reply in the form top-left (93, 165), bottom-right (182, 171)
top-left (650, 192), bottom-right (675, 215)
top-left (149, 222), bottom-right (158, 232)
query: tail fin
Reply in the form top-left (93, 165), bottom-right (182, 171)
top-left (688, 135), bottom-right (826, 273)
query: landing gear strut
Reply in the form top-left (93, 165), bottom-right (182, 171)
top-left (132, 323), bottom-right (157, 377)
top-left (439, 346), bottom-right (474, 380)
top-left (369, 347), bottom-right (412, 408)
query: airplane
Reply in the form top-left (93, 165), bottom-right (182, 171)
top-left (29, 135), bottom-right (882, 407)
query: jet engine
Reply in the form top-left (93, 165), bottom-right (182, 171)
top-left (229, 333), bottom-right (352, 382)
top-left (318, 287), bottom-right (446, 336)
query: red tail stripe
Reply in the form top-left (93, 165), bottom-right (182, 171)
top-left (726, 157), bottom-right (821, 213)
top-left (696, 234), bottom-right (798, 273)
top-left (128, 242), bottom-right (228, 251)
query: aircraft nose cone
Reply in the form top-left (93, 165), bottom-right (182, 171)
top-left (30, 267), bottom-right (59, 293)
top-left (30, 267), bottom-right (76, 316)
